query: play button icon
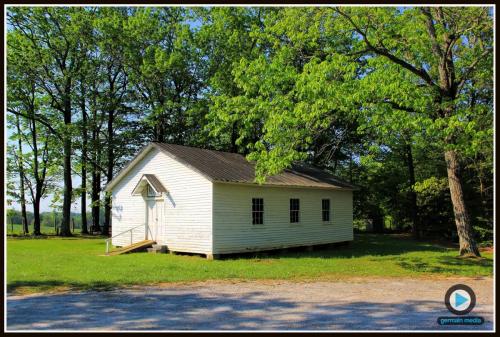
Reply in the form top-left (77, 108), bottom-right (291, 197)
top-left (456, 290), bottom-right (470, 310)
top-left (445, 284), bottom-right (476, 315)
top-left (454, 292), bottom-right (469, 308)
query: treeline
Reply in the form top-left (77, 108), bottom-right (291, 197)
top-left (6, 7), bottom-right (492, 256)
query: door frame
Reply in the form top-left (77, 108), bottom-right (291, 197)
top-left (145, 196), bottom-right (164, 241)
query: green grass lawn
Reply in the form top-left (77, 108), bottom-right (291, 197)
top-left (7, 234), bottom-right (493, 294)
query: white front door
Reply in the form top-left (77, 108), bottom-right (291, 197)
top-left (146, 199), bottom-right (164, 242)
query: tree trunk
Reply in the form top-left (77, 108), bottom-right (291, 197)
top-left (60, 92), bottom-right (73, 237)
top-left (15, 115), bottom-right (29, 235)
top-left (230, 121), bottom-right (238, 153)
top-left (431, 24), bottom-right (480, 256)
top-left (444, 149), bottom-right (480, 257)
top-left (91, 171), bottom-right (101, 232)
top-left (20, 183), bottom-right (29, 234)
top-left (103, 193), bottom-right (111, 236)
top-left (91, 170), bottom-right (101, 232)
top-left (406, 144), bottom-right (419, 239)
top-left (81, 155), bottom-right (88, 234)
top-left (80, 83), bottom-right (88, 234)
top-left (90, 98), bottom-right (102, 233)
top-left (33, 194), bottom-right (42, 235)
top-left (349, 151), bottom-right (353, 183)
top-left (53, 211), bottom-right (57, 234)
top-left (103, 108), bottom-right (114, 236)
top-left (91, 145), bottom-right (101, 233)
top-left (30, 113), bottom-right (43, 236)
top-left (371, 209), bottom-right (384, 233)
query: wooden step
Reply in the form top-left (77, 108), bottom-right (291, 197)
top-left (107, 240), bottom-right (155, 256)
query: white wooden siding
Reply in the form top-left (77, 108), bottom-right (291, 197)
top-left (212, 183), bottom-right (353, 254)
top-left (111, 147), bottom-right (213, 253)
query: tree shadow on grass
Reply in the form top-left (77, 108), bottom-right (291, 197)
top-left (437, 256), bottom-right (493, 267)
top-left (396, 255), bottom-right (493, 274)
top-left (7, 288), bottom-right (493, 331)
top-left (7, 280), bottom-right (120, 295)
top-left (223, 234), bottom-right (450, 260)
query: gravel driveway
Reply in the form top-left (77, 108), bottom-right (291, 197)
top-left (7, 277), bottom-right (493, 331)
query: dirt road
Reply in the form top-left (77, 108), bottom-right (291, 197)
top-left (7, 277), bottom-right (494, 331)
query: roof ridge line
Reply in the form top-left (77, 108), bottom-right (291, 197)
top-left (153, 142), bottom-right (245, 157)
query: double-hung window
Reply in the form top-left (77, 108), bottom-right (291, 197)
top-left (290, 198), bottom-right (300, 223)
top-left (322, 199), bottom-right (330, 222)
top-left (252, 198), bottom-right (264, 225)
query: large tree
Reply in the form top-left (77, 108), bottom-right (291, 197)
top-left (7, 7), bottom-right (92, 236)
top-left (197, 7), bottom-right (269, 152)
top-left (332, 7), bottom-right (493, 256)
top-left (124, 8), bottom-right (204, 144)
top-left (208, 7), bottom-right (492, 256)
top-left (93, 8), bottom-right (130, 235)
top-left (7, 29), bottom-right (60, 235)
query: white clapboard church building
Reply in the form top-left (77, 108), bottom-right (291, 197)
top-left (104, 142), bottom-right (356, 258)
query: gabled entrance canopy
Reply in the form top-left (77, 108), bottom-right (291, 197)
top-left (131, 174), bottom-right (167, 196)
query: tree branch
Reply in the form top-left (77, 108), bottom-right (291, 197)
top-left (456, 48), bottom-right (493, 94)
top-left (7, 108), bottom-right (63, 140)
top-left (335, 8), bottom-right (436, 87)
top-left (421, 7), bottom-right (443, 58)
top-left (384, 100), bottom-right (417, 113)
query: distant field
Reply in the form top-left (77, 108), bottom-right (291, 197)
top-left (6, 223), bottom-right (80, 235)
top-left (6, 234), bottom-right (493, 295)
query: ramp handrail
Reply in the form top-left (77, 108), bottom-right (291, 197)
top-left (105, 224), bottom-right (150, 254)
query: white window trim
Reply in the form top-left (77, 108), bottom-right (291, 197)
top-left (252, 198), bottom-right (264, 225)
top-left (290, 198), bottom-right (300, 223)
top-left (322, 198), bottom-right (331, 223)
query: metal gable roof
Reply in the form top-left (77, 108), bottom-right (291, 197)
top-left (153, 143), bottom-right (357, 190)
top-left (105, 142), bottom-right (358, 192)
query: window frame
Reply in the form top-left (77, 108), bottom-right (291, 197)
top-left (322, 199), bottom-right (331, 222)
top-left (252, 198), bottom-right (264, 225)
top-left (290, 198), bottom-right (300, 223)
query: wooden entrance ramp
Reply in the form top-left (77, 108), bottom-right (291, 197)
top-left (106, 240), bottom-right (155, 256)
